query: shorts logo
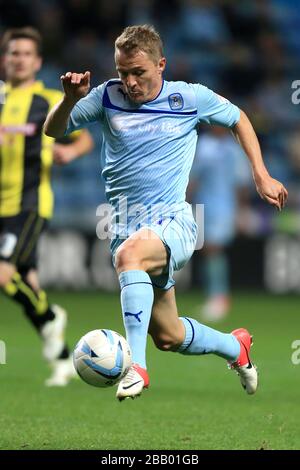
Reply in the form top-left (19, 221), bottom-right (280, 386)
top-left (0, 80), bottom-right (5, 104)
top-left (0, 233), bottom-right (17, 258)
top-left (168, 93), bottom-right (184, 110)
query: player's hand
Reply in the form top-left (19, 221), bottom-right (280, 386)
top-left (53, 143), bottom-right (76, 165)
top-left (60, 71), bottom-right (90, 102)
top-left (254, 173), bottom-right (288, 211)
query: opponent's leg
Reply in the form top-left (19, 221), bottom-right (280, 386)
top-left (0, 214), bottom-right (56, 331)
top-left (0, 263), bottom-right (75, 386)
top-left (1, 262), bottom-right (58, 330)
top-left (25, 269), bottom-right (76, 387)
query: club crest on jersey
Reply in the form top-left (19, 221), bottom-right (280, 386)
top-left (168, 93), bottom-right (184, 110)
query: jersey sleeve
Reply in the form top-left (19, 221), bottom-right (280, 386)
top-left (193, 84), bottom-right (240, 128)
top-left (65, 84), bottom-right (105, 134)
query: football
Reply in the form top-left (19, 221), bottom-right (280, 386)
top-left (73, 329), bottom-right (132, 387)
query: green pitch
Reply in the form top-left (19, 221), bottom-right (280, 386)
top-left (0, 291), bottom-right (300, 450)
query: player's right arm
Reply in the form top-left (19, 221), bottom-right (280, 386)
top-left (44, 71), bottom-right (91, 138)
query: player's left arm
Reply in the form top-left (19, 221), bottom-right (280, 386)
top-left (195, 83), bottom-right (287, 210)
top-left (232, 110), bottom-right (288, 211)
top-left (53, 129), bottom-right (94, 165)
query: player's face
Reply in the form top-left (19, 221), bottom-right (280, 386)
top-left (115, 48), bottom-right (166, 104)
top-left (4, 39), bottom-right (42, 86)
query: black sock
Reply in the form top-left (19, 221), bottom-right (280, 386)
top-left (57, 346), bottom-right (70, 360)
top-left (3, 272), bottom-right (55, 330)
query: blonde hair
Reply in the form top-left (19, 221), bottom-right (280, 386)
top-left (115, 25), bottom-right (163, 63)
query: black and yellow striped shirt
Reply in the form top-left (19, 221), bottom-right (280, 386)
top-left (0, 81), bottom-right (62, 219)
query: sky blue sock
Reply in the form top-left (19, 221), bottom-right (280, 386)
top-left (177, 317), bottom-right (240, 361)
top-left (203, 252), bottom-right (229, 296)
top-left (119, 270), bottom-right (154, 369)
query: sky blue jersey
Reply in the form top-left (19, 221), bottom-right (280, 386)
top-left (65, 79), bottom-right (240, 231)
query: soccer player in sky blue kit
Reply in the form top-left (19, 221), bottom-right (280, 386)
top-left (44, 25), bottom-right (288, 400)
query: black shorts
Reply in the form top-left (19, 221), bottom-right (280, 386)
top-left (0, 211), bottom-right (47, 273)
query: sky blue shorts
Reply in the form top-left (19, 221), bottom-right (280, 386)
top-left (111, 203), bottom-right (198, 290)
top-left (204, 208), bottom-right (235, 246)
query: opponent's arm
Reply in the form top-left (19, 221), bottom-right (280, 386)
top-left (44, 71), bottom-right (90, 138)
top-left (232, 110), bottom-right (288, 211)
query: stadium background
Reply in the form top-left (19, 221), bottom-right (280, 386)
top-left (1, 0), bottom-right (300, 451)
top-left (1, 0), bottom-right (300, 293)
